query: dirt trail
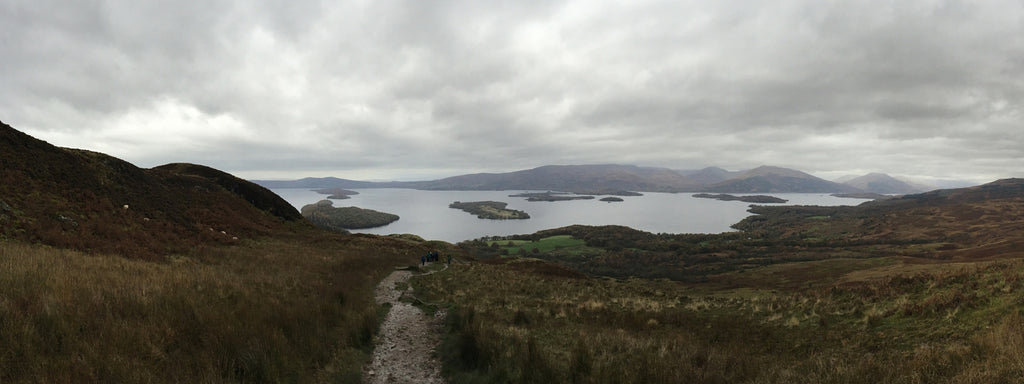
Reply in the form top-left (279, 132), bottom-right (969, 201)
top-left (363, 265), bottom-right (446, 384)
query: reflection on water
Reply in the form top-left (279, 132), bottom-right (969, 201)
top-left (271, 188), bottom-right (858, 243)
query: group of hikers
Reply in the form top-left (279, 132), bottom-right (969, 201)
top-left (421, 250), bottom-right (451, 266)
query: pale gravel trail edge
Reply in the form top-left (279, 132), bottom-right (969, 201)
top-left (362, 265), bottom-right (447, 384)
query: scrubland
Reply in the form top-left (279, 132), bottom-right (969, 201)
top-left (415, 187), bottom-right (1024, 383)
top-left (416, 257), bottom-right (1024, 383)
top-left (0, 234), bottom-right (427, 383)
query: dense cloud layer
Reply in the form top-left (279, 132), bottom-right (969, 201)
top-left (2, 0), bottom-right (1022, 183)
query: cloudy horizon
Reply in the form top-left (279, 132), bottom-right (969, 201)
top-left (2, 1), bottom-right (1022, 184)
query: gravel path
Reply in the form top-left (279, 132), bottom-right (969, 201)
top-left (363, 266), bottom-right (446, 384)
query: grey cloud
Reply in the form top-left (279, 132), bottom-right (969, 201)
top-left (2, 0), bottom-right (1022, 183)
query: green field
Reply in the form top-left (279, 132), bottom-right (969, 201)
top-left (487, 235), bottom-right (592, 256)
top-left (418, 247), bottom-right (1024, 383)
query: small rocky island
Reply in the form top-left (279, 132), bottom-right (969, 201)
top-left (313, 188), bottom-right (359, 200)
top-left (692, 193), bottom-right (788, 204)
top-left (300, 200), bottom-right (399, 232)
top-left (599, 197), bottom-right (624, 202)
top-left (450, 201), bottom-right (530, 219)
top-left (509, 192), bottom-right (596, 202)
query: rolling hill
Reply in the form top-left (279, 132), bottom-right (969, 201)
top-left (841, 172), bottom-right (929, 194)
top-left (704, 165), bottom-right (861, 193)
top-left (417, 164), bottom-right (703, 192)
top-left (677, 166), bottom-right (741, 185)
top-left (0, 120), bottom-right (453, 382)
top-left (0, 120), bottom-right (303, 259)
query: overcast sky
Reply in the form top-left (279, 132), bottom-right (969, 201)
top-left (2, 0), bottom-right (1022, 183)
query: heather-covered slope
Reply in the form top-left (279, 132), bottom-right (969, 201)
top-left (0, 120), bottom-right (457, 382)
top-left (0, 121), bottom-right (303, 259)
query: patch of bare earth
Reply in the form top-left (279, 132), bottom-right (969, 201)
top-left (363, 268), bottom-right (446, 384)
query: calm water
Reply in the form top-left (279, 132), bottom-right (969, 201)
top-left (271, 188), bottom-right (860, 243)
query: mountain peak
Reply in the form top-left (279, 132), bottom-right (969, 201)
top-left (678, 166), bottom-right (739, 185)
top-left (741, 165), bottom-right (816, 179)
top-left (706, 165), bottom-right (859, 193)
top-left (843, 173), bottom-right (928, 194)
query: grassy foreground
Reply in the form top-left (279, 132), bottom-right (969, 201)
top-left (416, 256), bottom-right (1024, 383)
top-left (0, 233), bottom-right (428, 383)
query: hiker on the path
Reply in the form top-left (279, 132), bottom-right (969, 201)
top-left (447, 254), bottom-right (451, 265)
top-left (421, 254), bottom-right (425, 266)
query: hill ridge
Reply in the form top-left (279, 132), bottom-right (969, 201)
top-left (704, 165), bottom-right (861, 193)
top-left (256, 164), bottom-right (881, 193)
top-left (1, 121), bottom-right (303, 259)
top-left (842, 172), bottom-right (928, 194)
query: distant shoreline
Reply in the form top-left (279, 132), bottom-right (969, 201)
top-left (692, 193), bottom-right (788, 204)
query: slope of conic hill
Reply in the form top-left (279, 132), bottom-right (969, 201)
top-left (842, 172), bottom-right (928, 194)
top-left (705, 165), bottom-right (861, 193)
top-left (0, 121), bottom-right (305, 259)
top-left (154, 163), bottom-right (302, 221)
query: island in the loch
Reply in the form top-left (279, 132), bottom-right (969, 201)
top-left (692, 193), bottom-right (788, 204)
top-left (300, 200), bottom-right (399, 232)
top-left (313, 188), bottom-right (360, 200)
top-left (509, 192), bottom-right (596, 202)
top-left (449, 201), bottom-right (530, 220)
top-left (571, 190), bottom-right (643, 197)
top-left (599, 197), bottom-right (624, 202)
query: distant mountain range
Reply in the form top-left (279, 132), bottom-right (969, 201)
top-left (701, 166), bottom-right (862, 194)
top-left (418, 164), bottom-right (702, 192)
top-left (254, 164), bottom-right (945, 194)
top-left (840, 173), bottom-right (929, 195)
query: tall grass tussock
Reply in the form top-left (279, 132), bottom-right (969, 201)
top-left (416, 257), bottom-right (1024, 383)
top-left (0, 234), bottom-right (426, 383)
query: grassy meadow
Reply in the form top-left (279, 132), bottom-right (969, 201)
top-left (486, 235), bottom-right (593, 256)
top-left (0, 233), bottom-right (431, 383)
top-left (415, 256), bottom-right (1024, 383)
top-left (417, 189), bottom-right (1024, 383)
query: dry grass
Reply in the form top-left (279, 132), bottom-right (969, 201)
top-left (415, 257), bottom-right (1024, 384)
top-left (0, 233), bottom-right (431, 383)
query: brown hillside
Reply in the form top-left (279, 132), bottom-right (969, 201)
top-left (0, 121), bottom-right (307, 259)
top-left (736, 178), bottom-right (1024, 261)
